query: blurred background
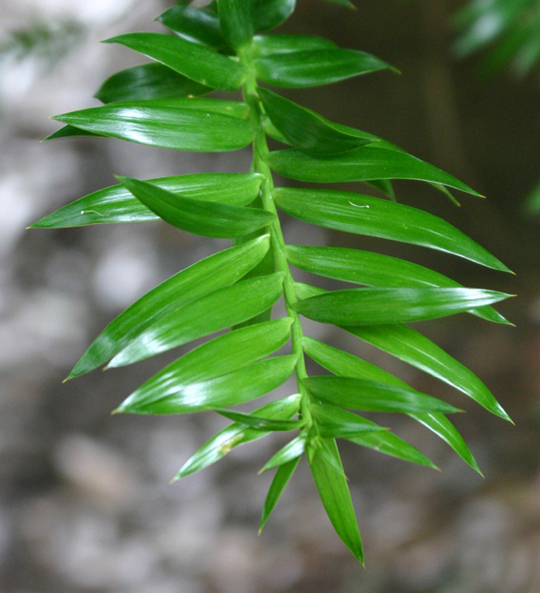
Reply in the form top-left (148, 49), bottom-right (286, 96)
top-left (2, 0), bottom-right (540, 591)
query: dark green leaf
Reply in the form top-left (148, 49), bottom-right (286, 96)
top-left (303, 376), bottom-right (461, 414)
top-left (258, 88), bottom-right (373, 155)
top-left (53, 100), bottom-right (255, 152)
top-left (253, 0), bottom-right (296, 32)
top-left (273, 188), bottom-right (512, 272)
top-left (308, 438), bottom-right (364, 563)
top-left (43, 125), bottom-right (101, 140)
top-left (95, 63), bottom-right (211, 104)
top-left (108, 273), bottom-right (285, 366)
top-left (218, 0), bottom-right (253, 50)
top-left (175, 394), bottom-right (301, 479)
top-left (214, 409), bottom-right (303, 431)
top-left (260, 456), bottom-right (300, 533)
top-left (67, 235), bottom-right (270, 378)
top-left (259, 436), bottom-right (305, 472)
top-left (255, 48), bottom-right (391, 88)
top-left (115, 355), bottom-right (297, 414)
top-left (104, 32), bottom-right (246, 90)
top-left (252, 33), bottom-right (337, 57)
top-left (116, 176), bottom-right (274, 237)
top-left (31, 173), bottom-right (264, 228)
top-left (295, 287), bottom-right (511, 326)
top-left (267, 147), bottom-right (481, 195)
top-left (310, 402), bottom-right (387, 438)
top-left (116, 318), bottom-right (293, 413)
top-left (322, 0), bottom-right (355, 7)
top-left (157, 6), bottom-right (227, 49)
top-left (286, 245), bottom-right (509, 324)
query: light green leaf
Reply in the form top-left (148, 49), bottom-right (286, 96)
top-left (308, 438), bottom-right (364, 563)
top-left (157, 6), bottom-right (227, 49)
top-left (103, 32), bottom-right (247, 90)
top-left (267, 147), bottom-right (481, 195)
top-left (310, 402), bottom-right (388, 438)
top-left (253, 0), bottom-right (296, 32)
top-left (286, 245), bottom-right (509, 324)
top-left (53, 100), bottom-right (256, 152)
top-left (214, 409), bottom-right (303, 431)
top-left (115, 354), bottom-right (297, 414)
top-left (94, 63), bottom-right (211, 104)
top-left (255, 48), bottom-right (391, 87)
top-left (108, 273), bottom-right (285, 367)
top-left (258, 88), bottom-right (373, 155)
top-left (116, 176), bottom-right (274, 237)
top-left (116, 318), bottom-right (293, 413)
top-left (67, 236), bottom-right (270, 378)
top-left (218, 0), bottom-right (253, 50)
top-left (31, 173), bottom-right (264, 228)
top-left (259, 456), bottom-right (301, 533)
top-left (252, 33), bottom-right (337, 57)
top-left (175, 394), bottom-right (301, 479)
top-left (303, 376), bottom-right (461, 414)
top-left (273, 188), bottom-right (512, 272)
top-left (259, 435), bottom-right (305, 472)
top-left (294, 287), bottom-right (511, 326)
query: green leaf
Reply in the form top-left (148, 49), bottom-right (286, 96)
top-left (259, 456), bottom-right (301, 533)
top-left (175, 394), bottom-right (301, 479)
top-left (294, 287), bottom-right (511, 326)
top-left (95, 63), bottom-right (211, 104)
top-left (116, 176), bottom-right (274, 238)
top-left (303, 338), bottom-right (482, 471)
top-left (31, 173), bottom-right (264, 228)
top-left (259, 435), bottom-right (305, 472)
top-left (255, 48), bottom-right (391, 87)
top-left (214, 409), bottom-right (303, 431)
top-left (67, 235), bottom-right (270, 378)
top-left (309, 402), bottom-right (388, 438)
top-left (308, 438), bottom-right (364, 563)
top-left (116, 318), bottom-right (293, 413)
top-left (253, 0), bottom-right (296, 32)
top-left (322, 0), bottom-right (355, 7)
top-left (103, 32), bottom-right (247, 90)
top-left (267, 147), bottom-right (481, 195)
top-left (346, 431), bottom-right (438, 468)
top-left (115, 354), bottom-right (297, 414)
top-left (53, 100), bottom-right (256, 152)
top-left (345, 323), bottom-right (512, 421)
top-left (252, 33), bottom-right (337, 57)
top-left (303, 376), bottom-right (461, 414)
top-left (108, 273), bottom-right (286, 367)
top-left (286, 245), bottom-right (509, 324)
top-left (258, 88), bottom-right (373, 155)
top-left (44, 125), bottom-right (101, 140)
top-left (157, 6), bottom-right (227, 49)
top-left (218, 0), bottom-right (254, 50)
top-left (273, 188), bottom-right (512, 272)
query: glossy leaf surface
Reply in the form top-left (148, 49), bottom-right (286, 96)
top-left (254, 49), bottom-right (391, 88)
top-left (252, 34), bottom-right (337, 57)
top-left (273, 188), bottom-right (511, 272)
top-left (117, 355), bottom-right (297, 414)
top-left (117, 176), bottom-right (274, 237)
top-left (304, 376), bottom-right (460, 414)
top-left (104, 32), bottom-right (246, 90)
top-left (294, 287), bottom-right (510, 325)
top-left (54, 101), bottom-right (255, 152)
top-left (116, 319), bottom-right (293, 414)
top-left (108, 273), bottom-right (286, 366)
top-left (68, 236), bottom-right (270, 378)
top-left (215, 409), bottom-right (302, 431)
top-left (258, 88), bottom-right (372, 155)
top-left (286, 245), bottom-right (508, 324)
top-left (260, 457), bottom-right (300, 532)
top-left (175, 394), bottom-right (301, 479)
top-left (32, 173), bottom-right (264, 228)
top-left (309, 403), bottom-right (387, 438)
top-left (253, 0), bottom-right (296, 32)
top-left (259, 436), bottom-right (305, 472)
top-left (308, 438), bottom-right (364, 563)
top-left (95, 63), bottom-right (211, 104)
top-left (267, 147), bottom-right (481, 194)
top-left (219, 0), bottom-right (253, 50)
top-left (157, 6), bottom-right (227, 49)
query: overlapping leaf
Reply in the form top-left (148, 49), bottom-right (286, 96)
top-left (219, 0), bottom-right (253, 50)
top-left (253, 0), bottom-right (296, 32)
top-left (259, 435), bottom-right (305, 472)
top-left (260, 457), bottom-right (300, 532)
top-left (252, 33), bottom-right (337, 57)
top-left (157, 5), bottom-right (227, 49)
